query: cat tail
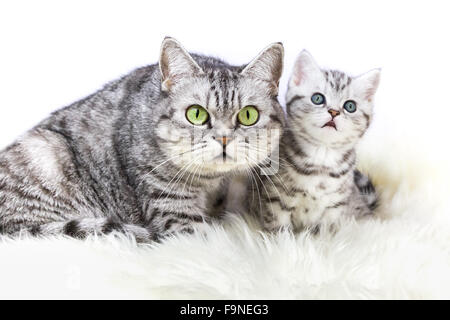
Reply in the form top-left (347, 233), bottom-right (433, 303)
top-left (354, 169), bottom-right (378, 211)
top-left (17, 217), bottom-right (153, 243)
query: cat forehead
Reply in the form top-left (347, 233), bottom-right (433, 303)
top-left (203, 69), bottom-right (241, 112)
top-left (178, 68), bottom-right (270, 112)
top-left (322, 69), bottom-right (352, 93)
top-left (205, 68), bottom-right (240, 87)
top-left (287, 68), bottom-right (355, 105)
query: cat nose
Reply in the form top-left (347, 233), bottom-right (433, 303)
top-left (214, 136), bottom-right (230, 146)
top-left (328, 109), bottom-right (340, 118)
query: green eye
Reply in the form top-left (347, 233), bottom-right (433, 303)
top-left (238, 106), bottom-right (259, 126)
top-left (343, 100), bottom-right (357, 113)
top-left (311, 93), bottom-right (325, 105)
top-left (186, 105), bottom-right (209, 125)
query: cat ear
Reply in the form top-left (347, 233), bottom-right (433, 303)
top-left (159, 37), bottom-right (204, 91)
top-left (353, 69), bottom-right (381, 101)
top-left (290, 50), bottom-right (322, 87)
top-left (241, 42), bottom-right (284, 94)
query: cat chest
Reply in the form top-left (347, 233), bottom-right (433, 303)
top-left (283, 175), bottom-right (347, 213)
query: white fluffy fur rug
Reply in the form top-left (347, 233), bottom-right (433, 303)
top-left (1, 131), bottom-right (449, 299)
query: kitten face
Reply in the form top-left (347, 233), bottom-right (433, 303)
top-left (155, 38), bottom-right (284, 174)
top-left (286, 50), bottom-right (380, 149)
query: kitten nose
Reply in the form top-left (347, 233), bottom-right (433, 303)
top-left (328, 109), bottom-right (340, 118)
top-left (215, 136), bottom-right (230, 146)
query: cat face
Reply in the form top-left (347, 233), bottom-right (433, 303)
top-left (155, 38), bottom-right (285, 174)
top-left (286, 50), bottom-right (380, 149)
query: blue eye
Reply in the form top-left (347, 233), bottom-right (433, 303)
top-left (311, 93), bottom-right (325, 105)
top-left (343, 100), bottom-right (357, 113)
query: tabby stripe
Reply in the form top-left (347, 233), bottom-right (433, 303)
top-left (285, 151), bottom-right (318, 176)
top-left (359, 183), bottom-right (375, 195)
top-left (206, 91), bottom-right (211, 107)
top-left (339, 149), bottom-right (355, 165)
top-left (223, 86), bottom-right (229, 108)
top-left (368, 199), bottom-right (378, 210)
top-left (290, 188), bottom-right (308, 197)
top-left (63, 220), bottom-right (87, 238)
top-left (286, 95), bottom-right (305, 109)
top-left (284, 131), bottom-right (307, 157)
top-left (160, 211), bottom-right (204, 222)
top-left (269, 114), bottom-right (282, 125)
top-left (214, 90), bottom-right (220, 108)
top-left (266, 197), bottom-right (296, 212)
top-left (42, 127), bottom-right (104, 211)
top-left (326, 201), bottom-right (348, 209)
top-left (149, 189), bottom-right (194, 200)
top-left (102, 218), bottom-right (124, 234)
top-left (329, 163), bottom-right (353, 178)
top-left (296, 130), bottom-right (322, 145)
top-left (164, 218), bottom-right (180, 230)
top-left (147, 207), bottom-right (161, 226)
top-left (0, 187), bottom-right (75, 215)
top-left (140, 166), bottom-right (173, 184)
top-left (158, 114), bottom-right (170, 122)
top-left (362, 111), bottom-right (370, 124)
top-left (12, 204), bottom-right (67, 220)
top-left (29, 225), bottom-right (41, 236)
top-left (0, 162), bottom-right (78, 212)
top-left (231, 90), bottom-right (235, 109)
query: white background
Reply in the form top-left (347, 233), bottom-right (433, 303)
top-left (0, 0), bottom-right (449, 158)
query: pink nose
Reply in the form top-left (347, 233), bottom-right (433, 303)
top-left (215, 136), bottom-right (229, 146)
top-left (328, 109), bottom-right (340, 118)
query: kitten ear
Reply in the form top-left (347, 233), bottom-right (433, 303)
top-left (241, 42), bottom-right (284, 94)
top-left (290, 50), bottom-right (322, 87)
top-left (353, 69), bottom-right (381, 101)
top-left (159, 37), bottom-right (204, 91)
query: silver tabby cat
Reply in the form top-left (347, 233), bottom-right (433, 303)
top-left (0, 37), bottom-right (285, 241)
top-left (251, 50), bottom-right (379, 232)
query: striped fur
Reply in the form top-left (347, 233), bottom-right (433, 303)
top-left (251, 50), bottom-right (380, 232)
top-left (0, 38), bottom-right (284, 241)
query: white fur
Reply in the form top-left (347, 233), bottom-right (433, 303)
top-left (18, 129), bottom-right (70, 192)
top-left (0, 131), bottom-right (449, 299)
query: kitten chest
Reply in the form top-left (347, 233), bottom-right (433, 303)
top-left (285, 174), bottom-right (350, 227)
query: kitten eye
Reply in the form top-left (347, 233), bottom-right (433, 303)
top-left (343, 100), bottom-right (357, 113)
top-left (186, 105), bottom-right (209, 125)
top-left (311, 93), bottom-right (325, 105)
top-left (238, 106), bottom-right (259, 126)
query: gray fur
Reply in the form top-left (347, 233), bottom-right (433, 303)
top-left (250, 50), bottom-right (380, 233)
top-left (0, 38), bottom-right (284, 241)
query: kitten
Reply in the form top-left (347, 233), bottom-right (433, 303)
top-left (0, 37), bottom-right (284, 241)
top-left (251, 50), bottom-right (379, 232)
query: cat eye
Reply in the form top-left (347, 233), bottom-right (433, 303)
top-left (237, 106), bottom-right (259, 126)
top-left (186, 105), bottom-right (209, 125)
top-left (343, 100), bottom-right (357, 113)
top-left (311, 93), bottom-right (325, 105)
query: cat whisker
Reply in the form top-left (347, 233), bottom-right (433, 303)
top-left (244, 155), bottom-right (276, 215)
top-left (154, 151), bottom-right (205, 204)
top-left (237, 144), bottom-right (289, 193)
top-left (246, 163), bottom-right (263, 217)
top-left (245, 155), bottom-right (284, 204)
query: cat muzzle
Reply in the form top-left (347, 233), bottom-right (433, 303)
top-left (322, 121), bottom-right (337, 130)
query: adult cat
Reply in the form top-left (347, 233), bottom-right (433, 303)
top-left (0, 37), bottom-right (284, 241)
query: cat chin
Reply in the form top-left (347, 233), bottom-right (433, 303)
top-left (197, 162), bottom-right (250, 174)
top-left (308, 125), bottom-right (340, 137)
top-left (303, 126), bottom-right (353, 147)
